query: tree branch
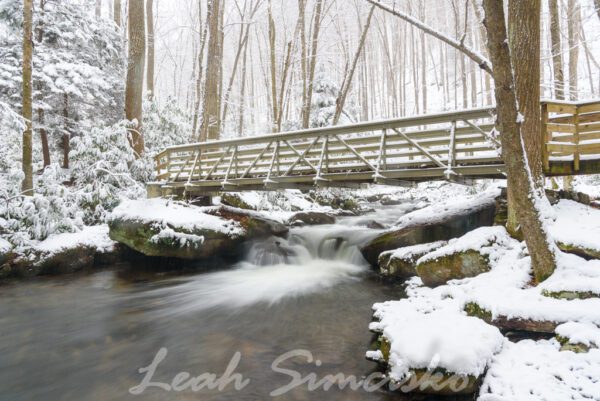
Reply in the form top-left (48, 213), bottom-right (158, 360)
top-left (365, 0), bottom-right (493, 75)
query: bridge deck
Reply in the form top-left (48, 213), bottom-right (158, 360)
top-left (151, 100), bottom-right (600, 196)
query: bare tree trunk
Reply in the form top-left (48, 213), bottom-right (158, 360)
top-left (549, 0), bottom-right (565, 100)
top-left (568, 0), bottom-right (580, 101)
top-left (146, 0), bottom-right (155, 99)
top-left (332, 5), bottom-right (375, 125)
top-left (96, 0), bottom-right (102, 18)
top-left (564, 0), bottom-right (580, 191)
top-left (302, 0), bottom-right (323, 128)
top-left (483, 0), bottom-right (557, 283)
top-left (125, 0), bottom-right (146, 157)
top-left (298, 0), bottom-right (308, 124)
top-left (276, 41), bottom-right (293, 131)
top-left (238, 30), bottom-right (249, 135)
top-left (192, 0), bottom-right (209, 139)
top-left (22, 0), bottom-right (33, 195)
top-left (114, 0), bottom-right (121, 27)
top-left (594, 0), bottom-right (600, 21)
top-left (36, 0), bottom-right (50, 168)
top-left (62, 93), bottom-right (70, 169)
top-left (267, 0), bottom-right (278, 131)
top-left (200, 0), bottom-right (222, 141)
top-left (505, 0), bottom-right (543, 235)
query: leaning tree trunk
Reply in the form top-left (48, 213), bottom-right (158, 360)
top-left (483, 0), bottom-right (557, 283)
top-left (332, 5), bottom-right (375, 125)
top-left (22, 0), bottom-right (33, 195)
top-left (125, 0), bottom-right (146, 157)
top-left (146, 0), bottom-right (155, 99)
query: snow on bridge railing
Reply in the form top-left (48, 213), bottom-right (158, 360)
top-left (153, 106), bottom-right (504, 192)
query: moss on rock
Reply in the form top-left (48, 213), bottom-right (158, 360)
top-left (416, 250), bottom-right (490, 288)
top-left (220, 193), bottom-right (255, 210)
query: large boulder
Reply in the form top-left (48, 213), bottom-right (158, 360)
top-left (378, 240), bottom-right (447, 280)
top-left (0, 238), bottom-right (13, 267)
top-left (109, 200), bottom-right (287, 260)
top-left (550, 200), bottom-right (600, 260)
top-left (286, 211), bottom-right (336, 226)
top-left (220, 193), bottom-right (255, 210)
top-left (415, 226), bottom-right (510, 287)
top-left (2, 226), bottom-right (119, 278)
top-left (361, 189), bottom-right (500, 265)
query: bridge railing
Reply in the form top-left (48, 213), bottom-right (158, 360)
top-left (542, 99), bottom-right (600, 175)
top-left (154, 107), bottom-right (503, 192)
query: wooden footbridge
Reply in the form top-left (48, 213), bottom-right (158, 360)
top-left (150, 99), bottom-right (600, 196)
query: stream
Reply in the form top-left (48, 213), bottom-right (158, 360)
top-left (0, 203), bottom-right (435, 401)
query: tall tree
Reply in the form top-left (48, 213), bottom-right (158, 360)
top-left (146, 0), bottom-right (155, 99)
top-left (36, 0), bottom-right (50, 168)
top-left (125, 0), bottom-right (146, 157)
top-left (549, 0), bottom-right (565, 100)
top-left (200, 0), bottom-right (222, 141)
top-left (302, 0), bottom-right (323, 128)
top-left (22, 0), bottom-right (33, 195)
top-left (504, 0), bottom-right (543, 236)
top-left (568, 0), bottom-right (580, 101)
top-left (483, 0), bottom-right (557, 282)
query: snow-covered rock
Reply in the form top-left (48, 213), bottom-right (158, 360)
top-left (479, 339), bottom-right (600, 401)
top-left (379, 240), bottom-right (447, 280)
top-left (361, 187), bottom-right (500, 265)
top-left (550, 199), bottom-right (600, 259)
top-left (369, 302), bottom-right (504, 395)
top-left (415, 227), bottom-right (512, 287)
top-left (108, 199), bottom-right (287, 260)
top-left (555, 322), bottom-right (600, 352)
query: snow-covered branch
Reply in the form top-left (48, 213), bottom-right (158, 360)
top-left (365, 0), bottom-right (493, 75)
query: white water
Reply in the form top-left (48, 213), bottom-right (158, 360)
top-left (153, 203), bottom-right (417, 313)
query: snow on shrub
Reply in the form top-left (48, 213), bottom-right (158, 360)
top-left (69, 122), bottom-right (147, 224)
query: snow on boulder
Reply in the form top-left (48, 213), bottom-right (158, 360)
top-left (108, 199), bottom-right (287, 260)
top-left (479, 339), bottom-right (600, 401)
top-left (0, 237), bottom-right (15, 277)
top-left (540, 252), bottom-right (600, 300)
top-left (378, 240), bottom-right (447, 280)
top-left (369, 301), bottom-right (504, 395)
top-left (415, 226), bottom-right (512, 287)
top-left (555, 321), bottom-right (600, 352)
top-left (360, 187), bottom-right (500, 266)
top-left (550, 199), bottom-right (600, 260)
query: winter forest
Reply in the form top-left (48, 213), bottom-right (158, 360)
top-left (3, 0), bottom-right (600, 400)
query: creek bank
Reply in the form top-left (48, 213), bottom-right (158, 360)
top-left (0, 226), bottom-right (122, 279)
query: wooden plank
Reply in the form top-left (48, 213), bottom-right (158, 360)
top-left (545, 103), bottom-right (577, 114)
top-left (578, 123), bottom-right (600, 133)
top-left (546, 123), bottom-right (576, 133)
top-left (392, 128), bottom-right (446, 168)
top-left (546, 142), bottom-right (577, 153)
top-left (578, 103), bottom-right (600, 114)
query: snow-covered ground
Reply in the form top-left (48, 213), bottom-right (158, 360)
top-left (369, 188), bottom-right (600, 399)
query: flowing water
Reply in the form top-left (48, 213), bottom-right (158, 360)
top-left (0, 203), bottom-right (437, 401)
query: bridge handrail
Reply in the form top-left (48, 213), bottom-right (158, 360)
top-left (157, 106), bottom-right (496, 156)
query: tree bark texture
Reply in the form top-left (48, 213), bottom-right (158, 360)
top-left (125, 0), bottom-right (146, 157)
top-left (22, 0), bottom-right (33, 195)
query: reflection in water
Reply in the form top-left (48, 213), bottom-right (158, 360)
top-left (0, 203), bottom-right (451, 401)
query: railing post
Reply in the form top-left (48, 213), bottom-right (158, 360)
top-left (541, 102), bottom-right (550, 173)
top-left (574, 106), bottom-right (580, 172)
